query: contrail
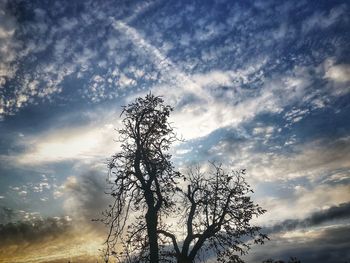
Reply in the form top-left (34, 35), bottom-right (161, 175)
top-left (110, 18), bottom-right (210, 100)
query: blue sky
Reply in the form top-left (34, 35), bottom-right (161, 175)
top-left (0, 0), bottom-right (349, 262)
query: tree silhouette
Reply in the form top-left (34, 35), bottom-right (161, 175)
top-left (101, 94), bottom-right (181, 263)
top-left (101, 94), bottom-right (267, 263)
top-left (157, 164), bottom-right (268, 263)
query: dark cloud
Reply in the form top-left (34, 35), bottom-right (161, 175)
top-left (63, 169), bottom-right (112, 225)
top-left (246, 225), bottom-right (350, 263)
top-left (0, 216), bottom-right (72, 246)
top-left (0, 207), bottom-right (16, 224)
top-left (192, 203), bottom-right (350, 263)
top-left (265, 202), bottom-right (350, 234)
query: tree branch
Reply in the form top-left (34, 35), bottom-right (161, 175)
top-left (157, 230), bottom-right (180, 256)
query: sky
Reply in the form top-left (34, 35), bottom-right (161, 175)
top-left (0, 0), bottom-right (349, 262)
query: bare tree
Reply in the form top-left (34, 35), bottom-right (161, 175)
top-left (100, 94), bottom-right (267, 263)
top-left (157, 164), bottom-right (268, 263)
top-left (101, 94), bottom-right (181, 263)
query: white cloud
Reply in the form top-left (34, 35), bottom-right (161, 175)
top-left (325, 64), bottom-right (350, 83)
top-left (118, 73), bottom-right (136, 87)
top-left (249, 136), bottom-right (350, 182)
top-left (192, 70), bottom-right (232, 88)
top-left (17, 123), bottom-right (120, 164)
top-left (0, 1), bottom-right (71, 117)
top-left (53, 190), bottom-right (64, 199)
top-left (322, 170), bottom-right (349, 184)
top-left (253, 126), bottom-right (275, 136)
top-left (284, 107), bottom-right (310, 125)
top-left (169, 59), bottom-right (344, 140)
top-left (18, 190), bottom-right (27, 197)
top-left (169, 77), bottom-right (281, 140)
top-left (32, 182), bottom-right (51, 192)
top-left (258, 184), bottom-right (350, 224)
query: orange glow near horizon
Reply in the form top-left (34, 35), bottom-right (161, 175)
top-left (0, 231), bottom-right (106, 263)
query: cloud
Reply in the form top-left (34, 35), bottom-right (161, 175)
top-left (208, 134), bottom-right (350, 183)
top-left (189, 124), bottom-right (350, 186)
top-left (167, 57), bottom-right (344, 140)
top-left (0, 0), bottom-right (20, 118)
top-left (0, 3), bottom-right (62, 117)
top-left (0, 216), bottom-right (72, 246)
top-left (265, 202), bottom-right (350, 234)
top-left (257, 184), bottom-right (350, 225)
top-left (325, 64), bottom-right (350, 83)
top-left (16, 122), bottom-right (120, 164)
top-left (0, 0), bottom-right (347, 129)
top-left (111, 19), bottom-right (205, 99)
top-left (110, 8), bottom-right (349, 142)
top-left (302, 5), bottom-right (347, 33)
top-left (192, 70), bottom-right (233, 88)
top-left (0, 207), bottom-right (15, 224)
top-left (244, 199), bottom-right (350, 262)
top-left (251, 136), bottom-right (350, 181)
top-left (245, 225), bottom-right (350, 263)
top-left (61, 169), bottom-right (112, 226)
top-left (0, 216), bottom-right (105, 263)
top-left (0, 0), bottom-right (18, 79)
top-left (187, 132), bottom-right (350, 222)
top-left (18, 190), bottom-right (27, 197)
top-left (168, 67), bottom-right (278, 140)
top-left (0, 167), bottom-right (111, 262)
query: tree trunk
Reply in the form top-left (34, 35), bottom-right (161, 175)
top-left (146, 209), bottom-right (159, 263)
